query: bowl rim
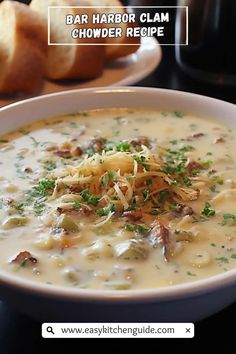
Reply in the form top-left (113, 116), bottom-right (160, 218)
top-left (1, 86), bottom-right (236, 303)
top-left (1, 85), bottom-right (236, 112)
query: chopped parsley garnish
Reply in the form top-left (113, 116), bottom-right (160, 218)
top-left (178, 145), bottom-right (194, 153)
top-left (174, 111), bottom-right (185, 118)
top-left (221, 213), bottom-right (236, 226)
top-left (14, 195), bottom-right (43, 217)
top-left (169, 139), bottom-right (178, 145)
top-left (14, 202), bottom-right (25, 215)
top-left (161, 165), bottom-right (175, 175)
top-left (103, 140), bottom-right (115, 152)
top-left (231, 254), bottom-right (236, 259)
top-left (136, 224), bottom-right (150, 235)
top-left (168, 203), bottom-right (178, 211)
top-left (43, 160), bottom-right (57, 171)
top-left (146, 179), bottom-right (152, 186)
top-left (96, 204), bottom-right (115, 216)
top-left (201, 160), bottom-right (213, 169)
top-left (183, 176), bottom-right (192, 186)
top-left (110, 196), bottom-right (118, 201)
top-left (134, 144), bottom-right (142, 152)
top-left (201, 202), bottom-right (215, 217)
top-left (211, 243), bottom-right (216, 247)
top-left (33, 200), bottom-right (46, 216)
top-left (29, 136), bottom-right (40, 147)
top-left (216, 257), bottom-right (229, 264)
top-left (73, 202), bottom-right (81, 211)
top-left (161, 146), bottom-right (194, 181)
top-left (125, 224), bottom-right (136, 232)
top-left (30, 179), bottom-right (56, 198)
top-left (223, 213), bottom-right (236, 221)
top-left (212, 176), bottom-right (224, 185)
top-left (116, 141), bottom-right (131, 152)
top-left (134, 155), bottom-right (144, 164)
top-left (142, 189), bottom-right (149, 201)
top-left (101, 173), bottom-right (109, 188)
top-left (133, 155), bottom-right (150, 171)
top-left (19, 260), bottom-right (27, 268)
top-left (102, 171), bottom-right (117, 188)
top-left (187, 271), bottom-right (196, 276)
top-left (81, 189), bottom-right (99, 206)
top-left (125, 223), bottom-right (150, 235)
top-left (209, 185), bottom-right (217, 193)
top-left (191, 168), bottom-right (200, 176)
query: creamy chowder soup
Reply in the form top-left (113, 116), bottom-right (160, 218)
top-left (1, 108), bottom-right (236, 290)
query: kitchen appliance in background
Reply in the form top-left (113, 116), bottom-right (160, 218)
top-left (175, 0), bottom-right (236, 86)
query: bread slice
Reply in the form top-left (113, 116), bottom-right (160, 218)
top-left (87, 0), bottom-right (140, 60)
top-left (0, 0), bottom-right (47, 94)
top-left (30, 0), bottom-right (105, 81)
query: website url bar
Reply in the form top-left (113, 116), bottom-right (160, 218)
top-left (42, 323), bottom-right (194, 338)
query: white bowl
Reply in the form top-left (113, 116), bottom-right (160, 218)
top-left (0, 87), bottom-right (236, 322)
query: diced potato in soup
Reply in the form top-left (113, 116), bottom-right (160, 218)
top-left (1, 108), bottom-right (236, 290)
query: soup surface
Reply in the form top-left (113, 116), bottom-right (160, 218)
top-left (1, 108), bottom-right (236, 290)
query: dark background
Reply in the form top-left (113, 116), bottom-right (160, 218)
top-left (1, 0), bottom-right (236, 352)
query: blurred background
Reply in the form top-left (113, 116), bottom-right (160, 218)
top-left (129, 0), bottom-right (236, 85)
top-left (9, 0), bottom-right (236, 86)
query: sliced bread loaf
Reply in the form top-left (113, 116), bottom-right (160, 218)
top-left (30, 0), bottom-right (105, 81)
top-left (0, 0), bottom-right (47, 94)
top-left (87, 0), bottom-right (140, 60)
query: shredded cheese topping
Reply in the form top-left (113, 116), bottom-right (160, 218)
top-left (50, 145), bottom-right (199, 223)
